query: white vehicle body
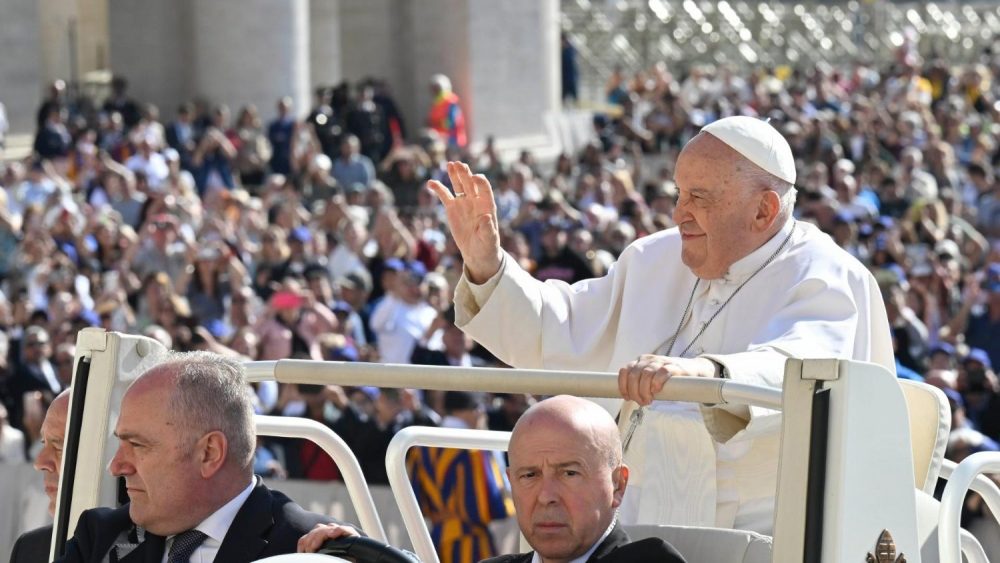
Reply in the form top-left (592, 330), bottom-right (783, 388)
top-left (49, 329), bottom-right (1000, 562)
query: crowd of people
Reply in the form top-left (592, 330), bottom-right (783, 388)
top-left (1, 45), bottom-right (999, 557)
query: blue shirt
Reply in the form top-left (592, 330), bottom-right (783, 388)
top-left (332, 154), bottom-right (375, 189)
top-left (895, 359), bottom-right (924, 382)
top-left (965, 306), bottom-right (1000, 370)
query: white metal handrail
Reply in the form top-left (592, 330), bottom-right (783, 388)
top-left (245, 360), bottom-right (783, 410)
top-left (255, 415), bottom-right (388, 543)
top-left (940, 458), bottom-right (1000, 520)
top-left (958, 529), bottom-right (990, 563)
top-left (385, 426), bottom-right (512, 563)
top-left (939, 452), bottom-right (1000, 563)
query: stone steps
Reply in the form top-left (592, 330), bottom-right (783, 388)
top-left (560, 0), bottom-right (1000, 104)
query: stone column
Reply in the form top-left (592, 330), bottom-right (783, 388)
top-left (0, 0), bottom-right (42, 134)
top-left (339, 0), bottom-right (407, 102)
top-left (310, 0), bottom-right (342, 91)
top-left (190, 0), bottom-right (310, 119)
top-left (108, 0), bottom-right (193, 119)
top-left (404, 0), bottom-right (471, 141)
top-left (465, 0), bottom-right (560, 143)
top-left (338, 0), bottom-right (401, 83)
top-left (339, 0), bottom-right (428, 141)
top-left (36, 0), bottom-right (108, 88)
top-left (37, 0), bottom-right (78, 86)
top-left (339, 0), bottom-right (560, 148)
top-left (76, 0), bottom-right (110, 74)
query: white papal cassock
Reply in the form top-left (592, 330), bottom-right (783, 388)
top-left (454, 218), bottom-right (894, 534)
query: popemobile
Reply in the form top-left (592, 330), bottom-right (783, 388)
top-left (46, 329), bottom-right (1000, 562)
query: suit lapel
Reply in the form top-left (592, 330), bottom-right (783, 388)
top-left (212, 483), bottom-right (273, 563)
top-left (586, 523), bottom-right (629, 562)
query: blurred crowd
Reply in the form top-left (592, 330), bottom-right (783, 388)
top-left (0, 73), bottom-right (525, 486)
top-left (0, 51), bottom-right (999, 520)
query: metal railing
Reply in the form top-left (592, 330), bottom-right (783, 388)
top-left (244, 360), bottom-right (783, 411)
top-left (939, 452), bottom-right (1000, 563)
top-left (255, 416), bottom-right (388, 543)
top-left (385, 427), bottom-right (513, 563)
top-left (244, 359), bottom-right (783, 563)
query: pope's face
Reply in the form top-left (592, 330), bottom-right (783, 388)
top-left (673, 133), bottom-right (770, 279)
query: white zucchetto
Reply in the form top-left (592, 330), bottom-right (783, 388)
top-left (701, 116), bottom-right (797, 185)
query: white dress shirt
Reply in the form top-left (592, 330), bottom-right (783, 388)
top-left (440, 415), bottom-right (469, 429)
top-left (161, 478), bottom-right (256, 563)
top-left (529, 520), bottom-right (615, 563)
top-left (369, 294), bottom-right (438, 364)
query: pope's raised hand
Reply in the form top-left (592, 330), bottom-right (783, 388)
top-left (427, 162), bottom-right (503, 283)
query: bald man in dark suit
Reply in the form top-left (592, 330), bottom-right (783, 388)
top-left (480, 396), bottom-right (686, 563)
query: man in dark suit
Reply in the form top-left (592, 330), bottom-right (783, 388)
top-left (58, 481), bottom-right (349, 563)
top-left (9, 389), bottom-right (70, 563)
top-left (7, 327), bottom-right (61, 436)
top-left (9, 526), bottom-right (53, 563)
top-left (481, 396), bottom-right (686, 563)
top-left (165, 103), bottom-right (197, 171)
top-left (55, 352), bottom-right (359, 563)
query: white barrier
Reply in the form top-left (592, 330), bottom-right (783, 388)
top-left (0, 464), bottom-right (520, 562)
top-left (940, 453), bottom-right (1000, 562)
top-left (256, 416), bottom-right (388, 543)
top-left (385, 427), bottom-right (513, 563)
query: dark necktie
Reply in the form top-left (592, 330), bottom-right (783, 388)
top-left (168, 530), bottom-right (207, 563)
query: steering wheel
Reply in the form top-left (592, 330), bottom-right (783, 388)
top-left (254, 555), bottom-right (350, 563)
top-left (253, 536), bottom-right (420, 563)
top-left (317, 536), bottom-right (421, 563)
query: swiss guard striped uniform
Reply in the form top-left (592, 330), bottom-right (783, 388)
top-left (408, 446), bottom-right (514, 563)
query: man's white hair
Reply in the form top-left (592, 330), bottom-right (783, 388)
top-left (430, 74), bottom-right (452, 93)
top-left (745, 166), bottom-right (797, 220)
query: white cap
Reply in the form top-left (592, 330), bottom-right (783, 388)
top-left (701, 116), bottom-right (796, 185)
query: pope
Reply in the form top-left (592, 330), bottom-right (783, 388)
top-left (427, 115), bottom-right (894, 533)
